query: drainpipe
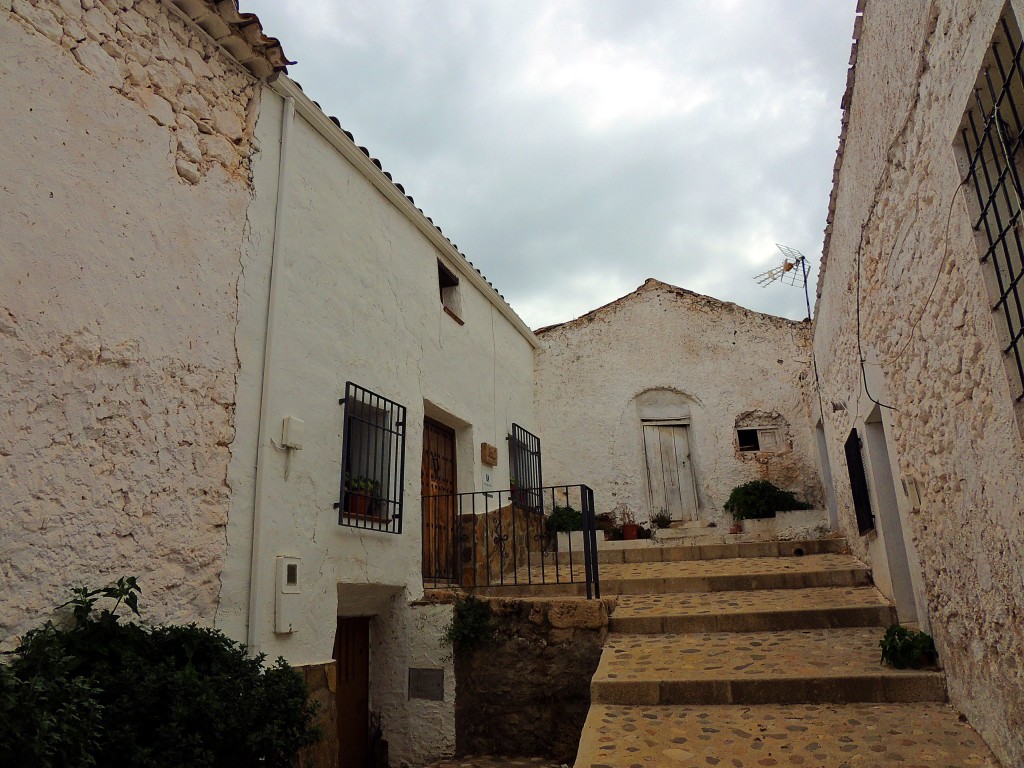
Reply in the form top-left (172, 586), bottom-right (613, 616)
top-left (246, 94), bottom-right (295, 653)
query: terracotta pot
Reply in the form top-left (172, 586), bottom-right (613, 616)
top-left (622, 523), bottom-right (639, 540)
top-left (729, 522), bottom-right (743, 535)
top-left (346, 490), bottom-right (373, 517)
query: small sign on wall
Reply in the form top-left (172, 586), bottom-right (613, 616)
top-left (408, 668), bottom-right (445, 701)
top-left (480, 443), bottom-right (498, 467)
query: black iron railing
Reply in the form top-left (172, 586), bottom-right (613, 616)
top-left (422, 484), bottom-right (600, 598)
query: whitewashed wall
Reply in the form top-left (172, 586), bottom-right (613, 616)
top-left (0, 0), bottom-right (258, 647)
top-left (813, 2), bottom-right (1024, 764)
top-left (535, 279), bottom-right (820, 526)
top-left (217, 80), bottom-right (536, 765)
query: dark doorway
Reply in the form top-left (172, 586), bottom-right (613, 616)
top-left (335, 617), bottom-right (370, 768)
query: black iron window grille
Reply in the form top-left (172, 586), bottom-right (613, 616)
top-left (508, 423), bottom-right (543, 514)
top-left (336, 382), bottom-right (406, 534)
top-left (959, 9), bottom-right (1024, 412)
top-left (844, 428), bottom-right (874, 535)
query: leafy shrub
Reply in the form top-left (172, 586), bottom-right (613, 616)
top-left (441, 593), bottom-right (495, 658)
top-left (879, 625), bottom-right (937, 669)
top-left (723, 480), bottom-right (810, 521)
top-left (0, 578), bottom-right (319, 768)
top-left (651, 510), bottom-right (674, 529)
top-left (546, 504), bottom-right (583, 533)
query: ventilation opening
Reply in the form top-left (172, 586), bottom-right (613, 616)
top-left (736, 429), bottom-right (760, 451)
top-left (792, 547), bottom-right (805, 557)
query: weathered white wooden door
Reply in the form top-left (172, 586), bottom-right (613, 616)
top-left (643, 423), bottom-right (697, 521)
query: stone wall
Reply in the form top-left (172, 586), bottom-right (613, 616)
top-left (0, 0), bottom-right (259, 645)
top-left (813, 2), bottom-right (1024, 764)
top-left (296, 660), bottom-right (339, 768)
top-left (460, 506), bottom-right (547, 588)
top-left (455, 596), bottom-right (615, 764)
top-left (535, 279), bottom-right (821, 526)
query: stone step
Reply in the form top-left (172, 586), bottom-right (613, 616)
top-left (483, 553), bottom-right (872, 598)
top-left (610, 586), bottom-right (896, 633)
top-left (590, 628), bottom-right (946, 705)
top-left (574, 703), bottom-right (997, 767)
top-left (552, 536), bottom-right (847, 565)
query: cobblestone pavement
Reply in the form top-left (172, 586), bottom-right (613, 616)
top-left (424, 757), bottom-right (564, 768)
top-left (576, 703), bottom-right (999, 767)
top-left (611, 586), bottom-right (890, 619)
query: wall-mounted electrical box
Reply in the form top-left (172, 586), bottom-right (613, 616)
top-left (281, 416), bottom-right (304, 450)
top-left (275, 556), bottom-right (301, 634)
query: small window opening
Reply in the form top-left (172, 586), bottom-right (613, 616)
top-left (736, 429), bottom-right (760, 451)
top-left (438, 260), bottom-right (464, 323)
top-left (286, 563), bottom-right (298, 586)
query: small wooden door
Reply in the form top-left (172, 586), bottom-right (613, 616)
top-left (643, 423), bottom-right (697, 521)
top-left (336, 617), bottom-right (370, 768)
top-left (421, 418), bottom-right (457, 581)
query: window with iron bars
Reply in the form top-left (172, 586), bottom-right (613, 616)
top-left (508, 423), bottom-right (543, 514)
top-left (336, 382), bottom-right (406, 534)
top-left (958, 7), bottom-right (1024, 429)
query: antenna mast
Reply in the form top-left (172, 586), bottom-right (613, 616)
top-left (754, 243), bottom-right (812, 319)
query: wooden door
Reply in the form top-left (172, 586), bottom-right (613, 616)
top-left (643, 423), bottom-right (697, 521)
top-left (421, 418), bottom-right (457, 581)
top-left (336, 617), bottom-right (370, 768)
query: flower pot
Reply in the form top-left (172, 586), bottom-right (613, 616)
top-left (622, 523), bottom-right (639, 540)
top-left (729, 522), bottom-right (743, 535)
top-left (346, 490), bottom-right (373, 518)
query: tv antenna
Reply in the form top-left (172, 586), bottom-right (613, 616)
top-left (754, 243), bottom-right (812, 319)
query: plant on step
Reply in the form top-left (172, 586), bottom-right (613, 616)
top-left (879, 624), bottom-right (938, 669)
top-left (0, 577), bottom-right (320, 768)
top-left (441, 593), bottom-right (496, 659)
top-left (546, 504), bottom-right (583, 533)
top-left (651, 509), bottom-right (674, 529)
top-left (723, 480), bottom-right (811, 522)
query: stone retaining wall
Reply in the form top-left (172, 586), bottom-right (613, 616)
top-left (455, 596), bottom-right (615, 764)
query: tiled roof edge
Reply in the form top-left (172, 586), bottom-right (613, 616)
top-left (169, 0), bottom-right (293, 80)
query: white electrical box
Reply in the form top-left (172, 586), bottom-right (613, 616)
top-left (281, 416), bottom-right (304, 450)
top-left (275, 556), bottom-right (301, 634)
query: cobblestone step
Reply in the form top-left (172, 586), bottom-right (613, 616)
top-left (590, 628), bottom-right (946, 705)
top-left (573, 703), bottom-right (998, 767)
top-left (552, 536), bottom-right (847, 566)
top-left (610, 586), bottom-right (896, 633)
top-left (485, 553), bottom-right (871, 597)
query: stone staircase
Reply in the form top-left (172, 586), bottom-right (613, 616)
top-left (573, 536), bottom-right (999, 767)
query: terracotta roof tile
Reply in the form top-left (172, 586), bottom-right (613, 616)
top-left (170, 0), bottom-right (293, 79)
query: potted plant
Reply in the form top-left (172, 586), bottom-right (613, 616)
top-left (618, 505), bottom-right (639, 540)
top-left (345, 474), bottom-right (380, 517)
top-left (546, 504), bottom-right (584, 551)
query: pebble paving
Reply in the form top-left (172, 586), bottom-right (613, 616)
top-left (425, 758), bottom-right (563, 768)
top-left (611, 587), bottom-right (891, 619)
top-left (520, 554), bottom-right (870, 589)
top-left (596, 628), bottom-right (924, 682)
top-left (574, 703), bottom-right (999, 767)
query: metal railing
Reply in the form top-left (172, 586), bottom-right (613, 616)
top-left (422, 484), bottom-right (600, 598)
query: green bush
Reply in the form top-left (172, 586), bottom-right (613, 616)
top-left (0, 578), bottom-right (319, 768)
top-left (651, 510), bottom-right (674, 529)
top-left (546, 504), bottom-right (583, 533)
top-left (723, 480), bottom-right (810, 521)
top-left (879, 625), bottom-right (937, 669)
top-left (441, 593), bottom-right (495, 658)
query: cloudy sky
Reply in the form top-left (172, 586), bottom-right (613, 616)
top-left (241, 1), bottom-right (857, 329)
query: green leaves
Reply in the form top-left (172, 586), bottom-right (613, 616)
top-left (723, 480), bottom-right (811, 521)
top-left (0, 578), bottom-right (320, 768)
top-left (546, 504), bottom-right (583, 533)
top-left (441, 593), bottom-right (496, 659)
top-left (879, 624), bottom-right (938, 669)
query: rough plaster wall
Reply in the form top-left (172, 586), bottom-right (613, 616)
top-left (535, 282), bottom-right (821, 526)
top-left (813, 2), bottom-right (1024, 763)
top-left (5, 0), bottom-right (258, 184)
top-left (218, 85), bottom-right (534, 764)
top-left (371, 598), bottom-right (455, 768)
top-left (0, 4), bottom-right (255, 646)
